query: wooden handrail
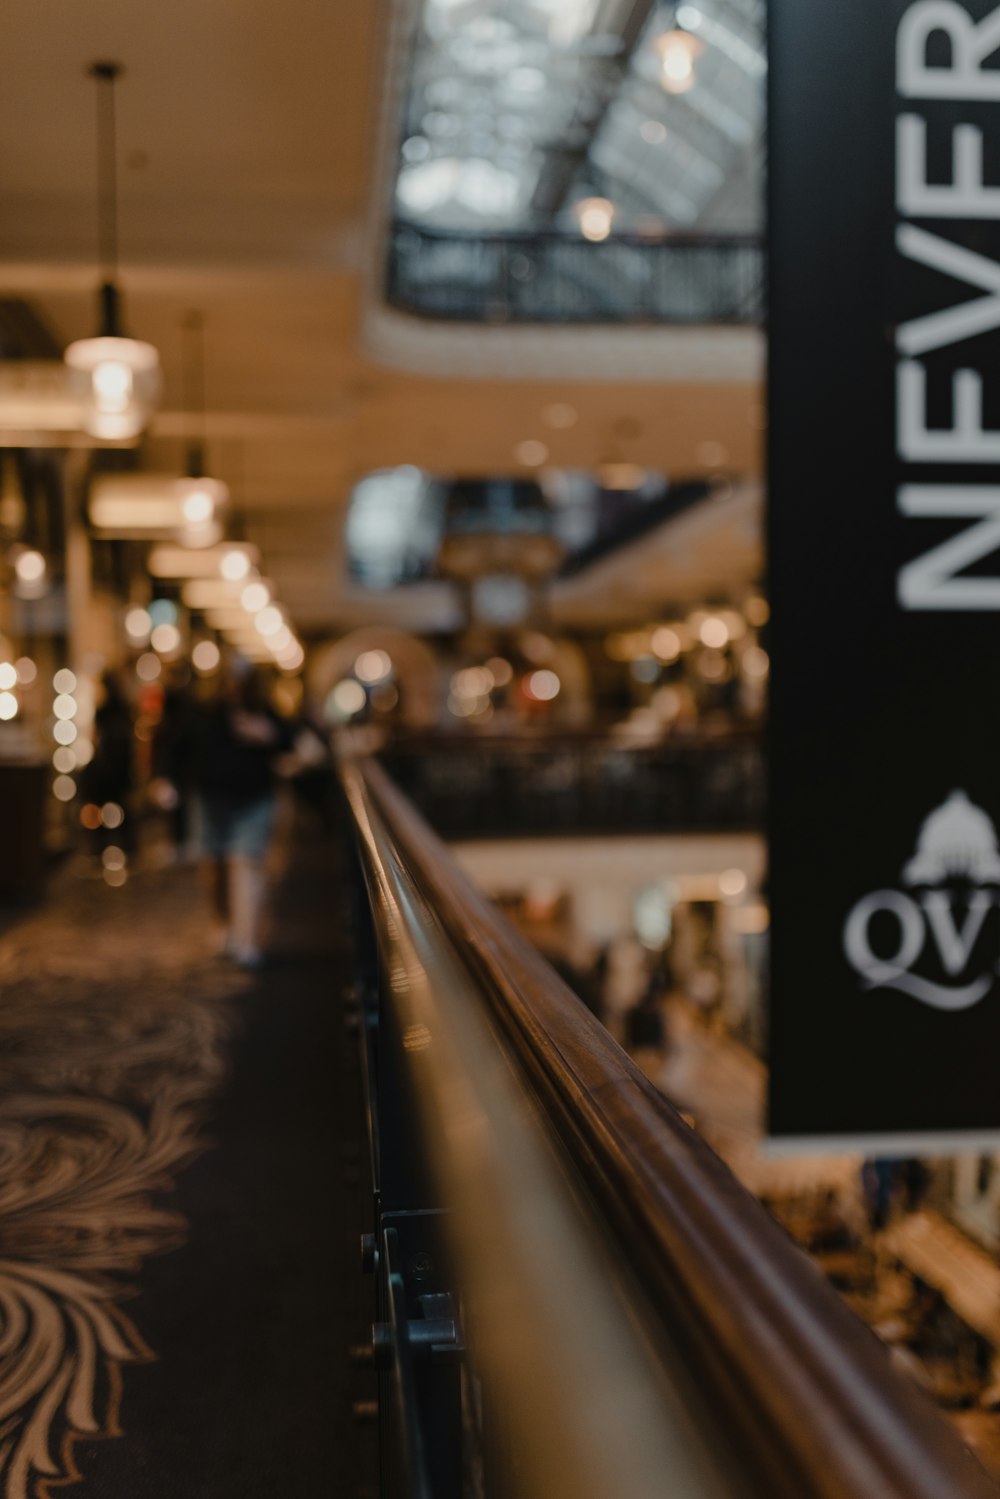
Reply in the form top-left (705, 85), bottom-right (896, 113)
top-left (351, 755), bottom-right (999, 1499)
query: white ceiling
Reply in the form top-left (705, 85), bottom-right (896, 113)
top-left (0, 0), bottom-right (763, 635)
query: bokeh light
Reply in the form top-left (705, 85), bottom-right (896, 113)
top-left (526, 669), bottom-right (560, 702)
top-left (136, 653), bottom-right (162, 682)
top-left (355, 649), bottom-right (392, 685)
top-left (150, 623), bottom-right (181, 655)
top-left (327, 679), bottom-right (366, 719)
top-left (192, 640), bottom-right (221, 673)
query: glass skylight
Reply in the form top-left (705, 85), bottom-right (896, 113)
top-left (393, 0), bottom-right (764, 235)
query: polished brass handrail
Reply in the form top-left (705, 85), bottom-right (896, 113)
top-left (345, 754), bottom-right (999, 1499)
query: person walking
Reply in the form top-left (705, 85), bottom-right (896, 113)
top-left (188, 659), bottom-right (292, 968)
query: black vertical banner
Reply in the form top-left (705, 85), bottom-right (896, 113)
top-left (769, 1), bottom-right (1000, 1150)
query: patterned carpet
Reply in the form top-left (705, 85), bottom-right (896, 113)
top-left (0, 823), bottom-right (373, 1497)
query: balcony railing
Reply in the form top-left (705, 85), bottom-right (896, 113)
top-left (387, 222), bottom-right (764, 325)
top-left (380, 730), bottom-right (764, 837)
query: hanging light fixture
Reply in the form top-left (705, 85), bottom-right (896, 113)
top-left (176, 310), bottom-right (227, 545)
top-left (65, 62), bottom-right (161, 440)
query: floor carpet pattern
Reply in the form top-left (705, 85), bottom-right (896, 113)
top-left (0, 823), bottom-right (373, 1498)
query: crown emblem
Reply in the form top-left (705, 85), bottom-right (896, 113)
top-left (903, 789), bottom-right (1000, 885)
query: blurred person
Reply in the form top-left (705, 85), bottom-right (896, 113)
top-left (602, 933), bottom-right (647, 1046)
top-left (861, 1158), bottom-right (900, 1232)
top-left (151, 674), bottom-right (198, 861)
top-left (279, 706), bottom-right (335, 832)
top-left (83, 671), bottom-right (136, 851)
top-left (188, 659), bottom-right (292, 968)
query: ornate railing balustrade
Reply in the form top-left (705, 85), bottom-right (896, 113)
top-left (387, 223), bottom-right (764, 324)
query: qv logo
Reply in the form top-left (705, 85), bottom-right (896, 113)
top-left (844, 791), bottom-right (1000, 1011)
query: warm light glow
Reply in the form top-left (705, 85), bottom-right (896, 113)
top-left (699, 616), bottom-right (729, 649)
top-left (180, 519), bottom-right (223, 549)
top-left (576, 197), bottom-right (615, 242)
top-left (328, 679), bottom-right (366, 718)
top-left (53, 774), bottom-right (77, 802)
top-left (53, 720), bottom-right (78, 745)
top-left (15, 550), bottom-right (46, 584)
top-left (102, 802), bottom-right (125, 830)
top-left (53, 747), bottom-right (76, 773)
top-left (255, 606), bottom-right (283, 637)
top-left (15, 657), bottom-right (36, 685)
top-left (742, 645), bottom-right (769, 679)
top-left (651, 627), bottom-right (681, 662)
top-left (526, 669), bottom-right (560, 702)
top-left (93, 359), bottom-right (132, 411)
top-left (64, 335), bottom-right (161, 440)
top-left (452, 666), bottom-right (493, 698)
top-left (448, 693), bottom-right (475, 718)
top-left (719, 868), bottom-right (748, 899)
top-left (656, 29), bottom-right (703, 93)
top-left (89, 473), bottom-right (228, 536)
top-left (150, 623), bottom-right (181, 655)
top-left (182, 488), bottom-right (215, 525)
top-left (136, 652), bottom-right (161, 682)
top-left (104, 866), bottom-right (128, 888)
top-left (220, 549), bottom-right (252, 582)
top-left (125, 607), bottom-right (152, 642)
top-left (192, 640), bottom-right (221, 673)
top-left (241, 581), bottom-right (270, 613)
top-left (355, 649), bottom-right (392, 685)
top-left (53, 695), bottom-right (77, 721)
top-left (103, 845), bottom-right (127, 871)
top-left (486, 656), bottom-right (513, 686)
top-left (0, 663), bottom-right (16, 691)
top-left (514, 439), bottom-right (549, 467)
top-left (278, 643), bottom-right (305, 673)
top-left (0, 692), bottom-right (18, 721)
top-left (53, 668), bottom-right (77, 694)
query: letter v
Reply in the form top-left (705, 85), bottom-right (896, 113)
top-left (898, 225), bottom-right (1000, 355)
top-left (920, 889), bottom-right (993, 975)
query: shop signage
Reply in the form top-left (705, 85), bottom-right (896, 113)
top-left (769, 0), bottom-right (1000, 1150)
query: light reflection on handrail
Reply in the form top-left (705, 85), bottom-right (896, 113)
top-left (343, 756), bottom-right (749, 1499)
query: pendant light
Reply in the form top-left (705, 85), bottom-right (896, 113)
top-left (176, 311), bottom-right (227, 546)
top-left (65, 62), bottom-right (161, 440)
